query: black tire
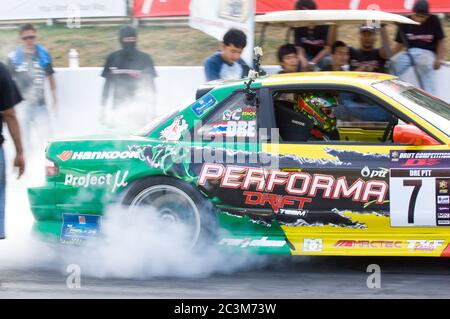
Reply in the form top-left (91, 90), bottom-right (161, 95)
top-left (121, 176), bottom-right (218, 250)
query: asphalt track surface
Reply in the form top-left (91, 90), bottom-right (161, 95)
top-left (1, 145), bottom-right (449, 299)
top-left (1, 160), bottom-right (450, 299)
top-left (1, 256), bottom-right (449, 298)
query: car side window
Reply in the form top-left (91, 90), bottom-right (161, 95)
top-left (272, 89), bottom-right (399, 144)
top-left (198, 92), bottom-right (258, 139)
top-left (334, 92), bottom-right (392, 123)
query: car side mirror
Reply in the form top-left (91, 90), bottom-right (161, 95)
top-left (393, 124), bottom-right (439, 145)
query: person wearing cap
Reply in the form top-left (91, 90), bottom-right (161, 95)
top-left (101, 25), bottom-right (157, 122)
top-left (392, 0), bottom-right (445, 95)
top-left (293, 0), bottom-right (335, 71)
top-left (349, 24), bottom-right (390, 73)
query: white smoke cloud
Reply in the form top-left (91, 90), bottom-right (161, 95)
top-left (0, 68), bottom-right (266, 278)
top-left (0, 197), bottom-right (269, 279)
top-left (0, 92), bottom-right (270, 280)
top-left (57, 205), bottom-right (269, 279)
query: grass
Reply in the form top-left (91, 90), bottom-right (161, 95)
top-left (0, 19), bottom-right (449, 67)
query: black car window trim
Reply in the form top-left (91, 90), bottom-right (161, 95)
top-left (262, 83), bottom-right (444, 146)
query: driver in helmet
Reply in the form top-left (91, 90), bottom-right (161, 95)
top-left (295, 92), bottom-right (340, 141)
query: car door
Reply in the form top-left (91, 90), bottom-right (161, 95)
top-left (259, 84), bottom-right (449, 255)
top-left (190, 88), bottom-right (294, 248)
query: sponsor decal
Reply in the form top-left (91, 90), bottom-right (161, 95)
top-left (437, 196), bottom-right (450, 205)
top-left (437, 179), bottom-right (449, 195)
top-left (244, 191), bottom-right (312, 212)
top-left (191, 94), bottom-right (216, 117)
top-left (60, 214), bottom-right (100, 244)
top-left (436, 179), bottom-right (450, 225)
top-left (219, 236), bottom-right (286, 248)
top-left (64, 170), bottom-right (129, 193)
top-left (207, 121), bottom-right (228, 136)
top-left (241, 107), bottom-right (257, 120)
top-left (334, 240), bottom-right (402, 249)
top-left (223, 108), bottom-right (242, 121)
top-left (391, 151), bottom-right (399, 162)
top-left (437, 213), bottom-right (450, 219)
top-left (57, 150), bottom-right (140, 161)
top-left (391, 150), bottom-right (450, 167)
top-left (78, 216), bottom-right (86, 225)
top-left (406, 240), bottom-right (444, 251)
top-left (303, 238), bottom-right (323, 252)
top-left (361, 166), bottom-right (388, 178)
top-left (279, 209), bottom-right (308, 217)
top-left (391, 152), bottom-right (450, 227)
top-left (198, 164), bottom-right (388, 211)
top-left (207, 120), bottom-right (256, 138)
top-left (160, 115), bottom-right (188, 141)
top-left (58, 151), bottom-right (73, 162)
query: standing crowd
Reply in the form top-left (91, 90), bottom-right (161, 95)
top-left (204, 0), bottom-right (446, 96)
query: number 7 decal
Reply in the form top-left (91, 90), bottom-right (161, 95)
top-left (403, 179), bottom-right (422, 224)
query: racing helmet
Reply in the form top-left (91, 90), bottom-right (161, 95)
top-left (295, 92), bottom-right (338, 134)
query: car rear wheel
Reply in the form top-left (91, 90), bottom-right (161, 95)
top-left (122, 176), bottom-right (218, 250)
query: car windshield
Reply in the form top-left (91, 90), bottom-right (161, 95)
top-left (373, 78), bottom-right (450, 136)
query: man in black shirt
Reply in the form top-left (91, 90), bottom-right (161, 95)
top-left (294, 0), bottom-right (334, 71)
top-left (277, 44), bottom-right (301, 74)
top-left (349, 25), bottom-right (390, 73)
top-left (321, 41), bottom-right (350, 72)
top-left (392, 0), bottom-right (445, 95)
top-left (101, 25), bottom-right (157, 126)
top-left (0, 62), bottom-right (25, 239)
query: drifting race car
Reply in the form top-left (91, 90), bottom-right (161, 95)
top-left (28, 10), bottom-right (450, 257)
top-left (28, 70), bottom-right (450, 257)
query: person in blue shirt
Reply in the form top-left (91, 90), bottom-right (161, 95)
top-left (204, 29), bottom-right (249, 82)
top-left (8, 24), bottom-right (57, 152)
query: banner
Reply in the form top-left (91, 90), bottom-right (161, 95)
top-left (189, 0), bottom-right (255, 65)
top-left (134, 0), bottom-right (450, 17)
top-left (134, 0), bottom-right (191, 17)
top-left (0, 0), bottom-right (126, 20)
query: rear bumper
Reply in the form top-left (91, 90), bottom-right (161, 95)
top-left (28, 183), bottom-right (57, 221)
top-left (28, 183), bottom-right (103, 241)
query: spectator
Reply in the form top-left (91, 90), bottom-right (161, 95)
top-left (392, 0), bottom-right (445, 95)
top-left (277, 44), bottom-right (301, 74)
top-left (294, 0), bottom-right (334, 71)
top-left (0, 62), bottom-right (25, 239)
top-left (349, 25), bottom-right (390, 73)
top-left (204, 28), bottom-right (249, 81)
top-left (101, 25), bottom-right (157, 121)
top-left (8, 24), bottom-right (57, 152)
top-left (321, 41), bottom-right (350, 71)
